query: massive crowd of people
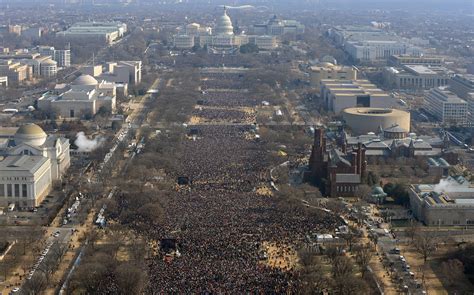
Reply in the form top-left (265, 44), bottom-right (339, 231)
top-left (146, 71), bottom-right (340, 292)
top-left (199, 91), bottom-right (260, 107)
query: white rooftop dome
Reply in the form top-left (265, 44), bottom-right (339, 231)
top-left (72, 74), bottom-right (98, 86)
top-left (215, 7), bottom-right (234, 35)
top-left (15, 123), bottom-right (47, 146)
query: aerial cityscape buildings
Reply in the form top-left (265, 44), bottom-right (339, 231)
top-left (0, 1), bottom-right (472, 294)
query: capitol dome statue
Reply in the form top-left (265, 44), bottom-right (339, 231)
top-left (214, 6), bottom-right (234, 35)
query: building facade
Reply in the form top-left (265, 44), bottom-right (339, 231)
top-left (0, 76), bottom-right (7, 87)
top-left (409, 176), bottom-right (474, 226)
top-left (173, 8), bottom-right (278, 51)
top-left (328, 26), bottom-right (422, 62)
top-left (309, 63), bottom-right (358, 91)
top-left (424, 87), bottom-right (468, 125)
top-left (342, 107), bottom-right (410, 135)
top-left (449, 74), bottom-right (474, 123)
top-left (38, 74), bottom-right (116, 119)
top-left (38, 46), bottom-right (71, 68)
top-left (383, 65), bottom-right (451, 90)
top-left (320, 79), bottom-right (394, 113)
top-left (0, 60), bottom-right (31, 84)
top-left (57, 22), bottom-right (127, 45)
top-left (308, 128), bottom-right (366, 197)
top-left (0, 124), bottom-right (70, 208)
top-left (388, 55), bottom-right (444, 67)
top-left (249, 15), bottom-right (305, 36)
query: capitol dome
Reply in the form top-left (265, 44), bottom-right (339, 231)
top-left (72, 74), bottom-right (98, 86)
top-left (15, 123), bottom-right (47, 146)
top-left (215, 7), bottom-right (234, 35)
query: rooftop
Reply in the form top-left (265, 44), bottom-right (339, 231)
top-left (0, 155), bottom-right (48, 173)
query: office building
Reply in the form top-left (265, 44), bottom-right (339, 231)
top-left (424, 87), bottom-right (468, 125)
top-left (57, 22), bottom-right (127, 44)
top-left (81, 61), bottom-right (141, 85)
top-left (248, 35), bottom-right (278, 51)
top-left (22, 27), bottom-right (42, 39)
top-left (174, 35), bottom-right (195, 49)
top-left (449, 74), bottom-right (474, 123)
top-left (38, 46), bottom-right (71, 67)
top-left (0, 76), bottom-right (7, 87)
top-left (0, 52), bottom-right (59, 78)
top-left (383, 65), bottom-right (451, 90)
top-left (0, 124), bottom-right (70, 208)
top-left (320, 79), bottom-right (394, 113)
top-left (388, 55), bottom-right (444, 67)
top-left (309, 62), bottom-right (358, 91)
top-left (327, 26), bottom-right (422, 62)
top-left (8, 25), bottom-right (22, 36)
top-left (409, 176), bottom-right (474, 226)
top-left (81, 65), bottom-right (103, 77)
top-left (0, 60), bottom-right (31, 84)
top-left (249, 15), bottom-right (305, 36)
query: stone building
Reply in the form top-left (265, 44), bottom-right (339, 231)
top-left (308, 128), bottom-right (366, 197)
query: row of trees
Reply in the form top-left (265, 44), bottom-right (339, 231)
top-left (64, 229), bottom-right (148, 294)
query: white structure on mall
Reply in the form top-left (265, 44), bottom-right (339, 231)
top-left (38, 74), bottom-right (117, 119)
top-left (173, 7), bottom-right (278, 52)
top-left (0, 124), bottom-right (70, 208)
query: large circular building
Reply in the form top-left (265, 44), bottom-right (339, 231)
top-left (342, 107), bottom-right (410, 136)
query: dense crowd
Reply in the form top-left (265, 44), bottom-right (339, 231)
top-left (192, 108), bottom-right (255, 124)
top-left (199, 91), bottom-right (261, 107)
top-left (145, 71), bottom-right (340, 293)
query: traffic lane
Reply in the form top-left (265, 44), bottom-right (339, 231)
top-left (23, 229), bottom-right (72, 285)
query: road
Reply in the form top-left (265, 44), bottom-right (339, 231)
top-left (57, 77), bottom-right (162, 293)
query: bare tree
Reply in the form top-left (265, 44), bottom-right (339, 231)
top-left (414, 232), bottom-right (437, 262)
top-left (405, 220), bottom-right (420, 244)
top-left (50, 242), bottom-right (69, 264)
top-left (115, 262), bottom-right (147, 295)
top-left (331, 275), bottom-right (369, 295)
top-left (299, 249), bottom-right (327, 293)
top-left (342, 227), bottom-right (361, 252)
top-left (325, 244), bottom-right (345, 262)
top-left (22, 272), bottom-right (47, 295)
top-left (353, 244), bottom-right (374, 277)
top-left (332, 256), bottom-right (353, 279)
top-left (72, 262), bottom-right (108, 293)
top-left (36, 255), bottom-right (58, 284)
